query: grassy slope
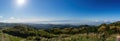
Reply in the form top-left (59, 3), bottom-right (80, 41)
top-left (5, 34), bottom-right (23, 41)
top-left (40, 33), bottom-right (117, 41)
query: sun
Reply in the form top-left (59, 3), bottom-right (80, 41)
top-left (17, 0), bottom-right (26, 6)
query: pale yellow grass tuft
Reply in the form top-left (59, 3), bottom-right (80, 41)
top-left (116, 36), bottom-right (120, 41)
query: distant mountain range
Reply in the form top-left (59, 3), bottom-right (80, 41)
top-left (28, 20), bottom-right (112, 25)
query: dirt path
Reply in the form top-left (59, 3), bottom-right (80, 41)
top-left (1, 32), bottom-right (5, 41)
top-left (1, 30), bottom-right (10, 41)
top-left (20, 39), bottom-right (26, 41)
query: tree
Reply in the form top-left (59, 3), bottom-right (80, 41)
top-left (98, 26), bottom-right (106, 32)
top-left (51, 28), bottom-right (61, 34)
top-left (70, 28), bottom-right (79, 34)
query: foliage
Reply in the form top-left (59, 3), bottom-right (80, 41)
top-left (3, 21), bottom-right (120, 41)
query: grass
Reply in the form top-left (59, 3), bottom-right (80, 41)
top-left (40, 33), bottom-right (117, 41)
top-left (0, 33), bottom-right (1, 41)
top-left (9, 36), bottom-right (23, 41)
top-left (2, 33), bottom-right (118, 41)
top-left (5, 34), bottom-right (23, 41)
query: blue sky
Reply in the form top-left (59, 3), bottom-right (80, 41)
top-left (0, 0), bottom-right (120, 23)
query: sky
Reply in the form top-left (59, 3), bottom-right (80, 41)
top-left (0, 0), bottom-right (120, 24)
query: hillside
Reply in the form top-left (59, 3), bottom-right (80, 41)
top-left (1, 21), bottom-right (120, 41)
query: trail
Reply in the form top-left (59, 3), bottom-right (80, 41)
top-left (20, 39), bottom-right (26, 41)
top-left (1, 29), bottom-right (10, 41)
top-left (1, 32), bottom-right (5, 41)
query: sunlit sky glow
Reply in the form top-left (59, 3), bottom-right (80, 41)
top-left (17, 0), bottom-right (26, 5)
top-left (0, 0), bottom-right (120, 24)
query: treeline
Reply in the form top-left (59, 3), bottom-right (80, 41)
top-left (3, 25), bottom-right (56, 38)
top-left (48, 26), bottom-right (98, 34)
top-left (2, 21), bottom-right (120, 39)
top-left (48, 22), bottom-right (120, 35)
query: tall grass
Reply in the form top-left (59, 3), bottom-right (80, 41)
top-left (40, 33), bottom-right (117, 41)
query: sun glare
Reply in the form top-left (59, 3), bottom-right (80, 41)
top-left (17, 0), bottom-right (26, 6)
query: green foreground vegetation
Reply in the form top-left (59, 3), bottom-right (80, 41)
top-left (2, 21), bottom-right (120, 41)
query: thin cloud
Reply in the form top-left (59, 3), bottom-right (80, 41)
top-left (9, 17), bottom-right (16, 19)
top-left (2, 18), bottom-right (51, 23)
top-left (0, 16), bottom-right (3, 19)
top-left (95, 20), bottom-right (99, 22)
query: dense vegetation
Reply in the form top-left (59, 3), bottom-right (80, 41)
top-left (2, 21), bottom-right (120, 41)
